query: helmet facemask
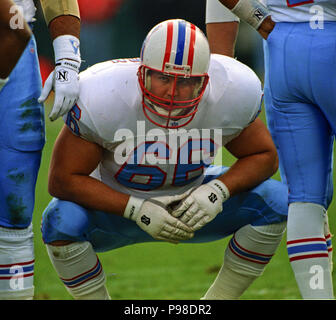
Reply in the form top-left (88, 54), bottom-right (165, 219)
top-left (138, 65), bottom-right (209, 129)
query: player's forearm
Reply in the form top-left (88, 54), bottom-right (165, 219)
top-left (40, 0), bottom-right (80, 39)
top-left (206, 22), bottom-right (239, 57)
top-left (48, 174), bottom-right (130, 216)
top-left (0, 0), bottom-right (32, 78)
top-left (217, 150), bottom-right (278, 196)
top-left (48, 14), bottom-right (80, 40)
top-left (218, 0), bottom-right (239, 9)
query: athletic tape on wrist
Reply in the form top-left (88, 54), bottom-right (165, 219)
top-left (55, 59), bottom-right (80, 72)
top-left (207, 179), bottom-right (230, 201)
top-left (231, 0), bottom-right (270, 29)
top-left (124, 196), bottom-right (145, 221)
top-left (53, 34), bottom-right (81, 63)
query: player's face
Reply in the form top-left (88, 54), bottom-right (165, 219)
top-left (149, 71), bottom-right (199, 102)
top-left (148, 71), bottom-right (201, 117)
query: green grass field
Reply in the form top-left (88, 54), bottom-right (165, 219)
top-left (31, 101), bottom-right (336, 300)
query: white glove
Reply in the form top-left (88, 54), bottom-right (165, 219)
top-left (171, 179), bottom-right (230, 231)
top-left (124, 196), bottom-right (194, 244)
top-left (38, 35), bottom-right (81, 121)
top-left (150, 190), bottom-right (193, 213)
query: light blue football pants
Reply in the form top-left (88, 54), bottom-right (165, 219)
top-left (0, 34), bottom-right (45, 228)
top-left (263, 22), bottom-right (336, 209)
top-left (41, 165), bottom-right (288, 252)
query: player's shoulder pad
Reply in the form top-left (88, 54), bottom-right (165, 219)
top-left (209, 54), bottom-right (263, 125)
top-left (63, 59), bottom-right (141, 144)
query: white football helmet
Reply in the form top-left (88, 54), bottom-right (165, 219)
top-left (138, 19), bottom-right (210, 129)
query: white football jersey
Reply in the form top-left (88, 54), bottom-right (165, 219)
top-left (14, 0), bottom-right (36, 23)
top-left (63, 54), bottom-right (262, 199)
top-left (205, 0), bottom-right (336, 23)
top-left (267, 0), bottom-right (336, 22)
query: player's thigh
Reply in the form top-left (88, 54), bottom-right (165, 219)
top-left (0, 147), bottom-right (41, 228)
top-left (0, 35), bottom-right (45, 152)
top-left (309, 22), bottom-right (336, 133)
top-left (42, 198), bottom-right (153, 252)
top-left (269, 99), bottom-right (333, 207)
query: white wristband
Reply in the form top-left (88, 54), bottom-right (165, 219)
top-left (123, 196), bottom-right (145, 221)
top-left (53, 35), bottom-right (81, 63)
top-left (207, 179), bottom-right (230, 202)
top-left (231, 0), bottom-right (270, 29)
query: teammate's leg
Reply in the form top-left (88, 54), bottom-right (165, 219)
top-left (270, 94), bottom-right (333, 300)
top-left (0, 34), bottom-right (44, 300)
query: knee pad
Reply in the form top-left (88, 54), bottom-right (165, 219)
top-left (0, 224), bottom-right (34, 299)
top-left (225, 222), bottom-right (286, 277)
top-left (46, 241), bottom-right (109, 299)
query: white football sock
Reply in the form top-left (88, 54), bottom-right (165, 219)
top-left (324, 212), bottom-right (333, 273)
top-left (202, 221), bottom-right (286, 299)
top-left (46, 241), bottom-right (110, 300)
top-left (0, 224), bottom-right (34, 300)
top-left (287, 202), bottom-right (334, 299)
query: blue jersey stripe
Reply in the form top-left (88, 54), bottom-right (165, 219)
top-left (287, 243), bottom-right (328, 255)
top-left (175, 20), bottom-right (186, 65)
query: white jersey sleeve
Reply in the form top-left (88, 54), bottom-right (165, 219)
top-left (206, 0), bottom-right (240, 23)
top-left (63, 59), bottom-right (142, 148)
top-left (267, 0), bottom-right (336, 22)
top-left (200, 54), bottom-right (263, 145)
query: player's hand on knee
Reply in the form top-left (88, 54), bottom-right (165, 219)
top-left (124, 196), bottom-right (194, 243)
top-left (171, 180), bottom-right (230, 231)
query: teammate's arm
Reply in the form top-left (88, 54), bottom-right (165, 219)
top-left (217, 0), bottom-right (275, 39)
top-left (0, 0), bottom-right (31, 83)
top-left (38, 0), bottom-right (81, 121)
top-left (48, 126), bottom-right (194, 242)
top-left (206, 22), bottom-right (239, 57)
top-left (219, 117), bottom-right (278, 195)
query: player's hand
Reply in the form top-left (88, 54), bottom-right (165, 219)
top-left (257, 16), bottom-right (275, 40)
top-left (38, 59), bottom-right (80, 121)
top-left (124, 196), bottom-right (194, 244)
top-left (171, 179), bottom-right (230, 231)
top-left (151, 190), bottom-right (193, 213)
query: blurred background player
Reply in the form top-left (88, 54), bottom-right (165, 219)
top-left (206, 0), bottom-right (335, 299)
top-left (41, 19), bottom-right (288, 300)
top-left (0, 0), bottom-right (31, 90)
top-left (0, 0), bottom-right (81, 299)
